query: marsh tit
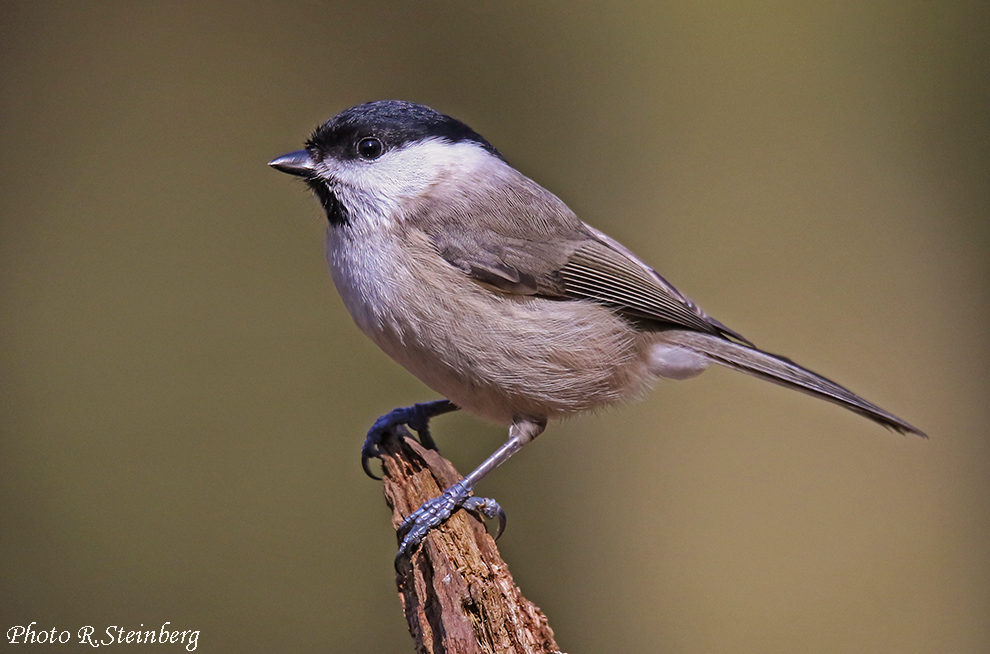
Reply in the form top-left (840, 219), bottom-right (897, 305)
top-left (270, 100), bottom-right (924, 562)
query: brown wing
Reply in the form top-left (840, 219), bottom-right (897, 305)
top-left (416, 166), bottom-right (750, 343)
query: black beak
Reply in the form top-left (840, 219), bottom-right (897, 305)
top-left (268, 150), bottom-right (316, 177)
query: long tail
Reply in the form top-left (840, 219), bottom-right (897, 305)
top-left (664, 330), bottom-right (926, 437)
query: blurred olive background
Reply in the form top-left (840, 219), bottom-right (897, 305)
top-left (2, 2), bottom-right (988, 652)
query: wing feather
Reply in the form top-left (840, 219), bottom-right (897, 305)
top-left (413, 164), bottom-right (747, 341)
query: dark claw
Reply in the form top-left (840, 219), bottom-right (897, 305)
top-left (361, 446), bottom-right (381, 480)
top-left (360, 412), bottom-right (392, 480)
top-left (463, 496), bottom-right (507, 540)
top-left (361, 400), bottom-right (458, 480)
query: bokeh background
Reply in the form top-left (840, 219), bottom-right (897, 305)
top-left (2, 2), bottom-right (988, 652)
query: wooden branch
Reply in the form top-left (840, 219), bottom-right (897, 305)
top-left (378, 427), bottom-right (562, 654)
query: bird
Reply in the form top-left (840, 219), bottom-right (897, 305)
top-left (269, 100), bottom-right (925, 563)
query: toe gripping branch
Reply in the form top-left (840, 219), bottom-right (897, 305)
top-left (395, 481), bottom-right (506, 568)
top-left (361, 400), bottom-right (507, 566)
top-left (361, 400), bottom-right (459, 480)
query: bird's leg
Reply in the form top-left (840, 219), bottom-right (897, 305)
top-left (362, 399), bottom-right (459, 480)
top-left (395, 417), bottom-right (546, 566)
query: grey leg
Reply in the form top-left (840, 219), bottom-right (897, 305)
top-left (395, 417), bottom-right (547, 566)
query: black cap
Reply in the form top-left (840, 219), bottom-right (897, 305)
top-left (304, 100), bottom-right (503, 163)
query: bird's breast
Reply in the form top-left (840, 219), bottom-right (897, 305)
top-left (325, 225), bottom-right (653, 423)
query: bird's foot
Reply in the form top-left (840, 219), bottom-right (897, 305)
top-left (395, 480), bottom-right (506, 567)
top-left (361, 400), bottom-right (458, 479)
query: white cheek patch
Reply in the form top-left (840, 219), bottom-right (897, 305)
top-left (326, 139), bottom-right (495, 229)
top-left (648, 343), bottom-right (709, 380)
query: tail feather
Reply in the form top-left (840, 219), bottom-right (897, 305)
top-left (665, 330), bottom-right (926, 437)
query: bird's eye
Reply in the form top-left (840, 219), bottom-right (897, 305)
top-left (356, 137), bottom-right (384, 160)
